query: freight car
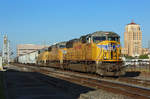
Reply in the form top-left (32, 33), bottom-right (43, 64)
top-left (17, 51), bottom-right (38, 64)
top-left (16, 47), bottom-right (48, 64)
top-left (36, 31), bottom-right (125, 76)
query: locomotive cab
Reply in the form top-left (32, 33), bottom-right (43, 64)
top-left (79, 32), bottom-right (125, 76)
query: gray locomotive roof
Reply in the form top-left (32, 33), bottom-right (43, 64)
top-left (56, 41), bottom-right (66, 45)
top-left (66, 31), bottom-right (120, 43)
top-left (49, 31), bottom-right (120, 48)
top-left (81, 31), bottom-right (119, 38)
top-left (48, 41), bottom-right (67, 48)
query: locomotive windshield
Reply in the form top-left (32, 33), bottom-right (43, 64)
top-left (59, 45), bottom-right (66, 48)
top-left (93, 36), bottom-right (106, 43)
top-left (108, 37), bottom-right (119, 41)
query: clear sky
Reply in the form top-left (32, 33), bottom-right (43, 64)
top-left (0, 0), bottom-right (150, 55)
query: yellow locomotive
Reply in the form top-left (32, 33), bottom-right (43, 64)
top-left (37, 31), bottom-right (125, 76)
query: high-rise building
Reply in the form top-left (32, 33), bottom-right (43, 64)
top-left (124, 21), bottom-right (142, 56)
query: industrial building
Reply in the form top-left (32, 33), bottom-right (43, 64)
top-left (17, 44), bottom-right (47, 56)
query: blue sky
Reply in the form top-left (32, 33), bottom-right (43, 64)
top-left (0, 0), bottom-right (150, 55)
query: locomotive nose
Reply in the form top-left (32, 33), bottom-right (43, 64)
top-left (107, 42), bottom-right (119, 60)
top-left (97, 41), bottom-right (120, 61)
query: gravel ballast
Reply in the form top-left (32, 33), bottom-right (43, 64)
top-left (79, 89), bottom-right (133, 99)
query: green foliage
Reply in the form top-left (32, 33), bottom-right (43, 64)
top-left (2, 63), bottom-right (7, 66)
top-left (124, 55), bottom-right (134, 59)
top-left (139, 54), bottom-right (149, 59)
top-left (124, 54), bottom-right (149, 59)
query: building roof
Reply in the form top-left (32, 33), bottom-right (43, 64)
top-left (17, 44), bottom-right (47, 49)
top-left (127, 21), bottom-right (138, 25)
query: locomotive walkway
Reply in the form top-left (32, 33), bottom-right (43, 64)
top-left (3, 65), bottom-right (94, 99)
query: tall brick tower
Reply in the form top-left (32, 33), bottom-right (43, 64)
top-left (124, 21), bottom-right (142, 56)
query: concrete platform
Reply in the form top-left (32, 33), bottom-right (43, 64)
top-left (3, 69), bottom-right (94, 99)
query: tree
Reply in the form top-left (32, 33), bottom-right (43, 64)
top-left (124, 55), bottom-right (134, 59)
top-left (139, 54), bottom-right (149, 59)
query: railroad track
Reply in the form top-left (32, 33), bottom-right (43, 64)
top-left (9, 63), bottom-right (150, 99)
top-left (11, 63), bottom-right (150, 88)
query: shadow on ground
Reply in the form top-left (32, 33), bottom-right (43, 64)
top-left (3, 69), bottom-right (95, 99)
top-left (124, 71), bottom-right (141, 77)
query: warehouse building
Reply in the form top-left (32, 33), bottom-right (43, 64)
top-left (17, 44), bottom-right (47, 56)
